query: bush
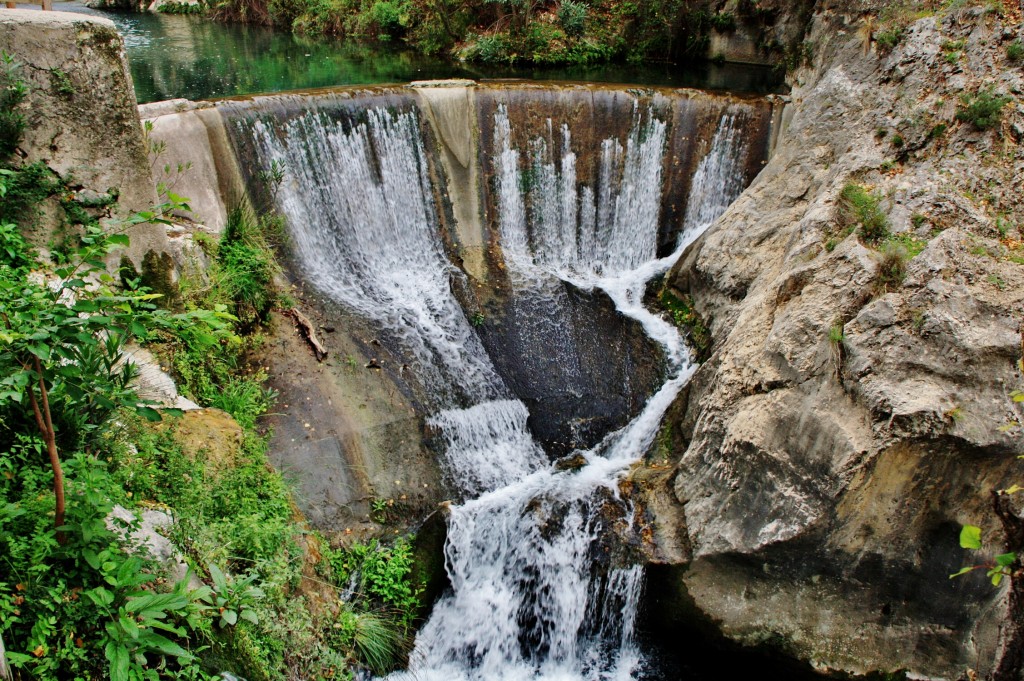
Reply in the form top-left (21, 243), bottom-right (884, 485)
top-left (839, 182), bottom-right (890, 245)
top-left (874, 27), bottom-right (903, 51)
top-left (471, 33), bottom-right (512, 63)
top-left (1007, 39), bottom-right (1023, 62)
top-left (710, 10), bottom-right (736, 31)
top-left (875, 242), bottom-right (908, 294)
top-left (558, 0), bottom-right (587, 38)
top-left (956, 87), bottom-right (1012, 130)
top-left (219, 206), bottom-right (279, 331)
top-left (368, 0), bottom-right (409, 39)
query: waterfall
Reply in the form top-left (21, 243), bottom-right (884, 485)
top-left (396, 105), bottom-right (750, 681)
top-left (245, 105), bottom-right (546, 491)
top-left (233, 88), bottom-right (757, 681)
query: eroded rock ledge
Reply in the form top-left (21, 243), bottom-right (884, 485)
top-left (636, 3), bottom-right (1024, 679)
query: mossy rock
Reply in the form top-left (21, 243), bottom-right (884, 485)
top-left (162, 408), bottom-right (244, 471)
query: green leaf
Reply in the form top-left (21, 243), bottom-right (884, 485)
top-left (220, 609), bottom-right (238, 626)
top-left (135, 405), bottom-right (163, 422)
top-left (4, 651), bottom-right (31, 666)
top-left (86, 585), bottom-right (115, 606)
top-left (950, 566), bottom-right (975, 579)
top-left (991, 571), bottom-right (1004, 586)
top-left (28, 343), bottom-right (50, 361)
top-left (107, 641), bottom-right (130, 681)
top-left (960, 525), bottom-right (983, 550)
top-left (119, 614), bottom-right (140, 639)
top-left (141, 632), bottom-right (191, 659)
top-left (208, 563), bottom-right (228, 592)
top-left (107, 234), bottom-right (130, 247)
top-left (239, 609), bottom-right (259, 624)
top-left (996, 552), bottom-right (1017, 568)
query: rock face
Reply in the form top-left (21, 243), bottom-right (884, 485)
top-left (638, 4), bottom-right (1024, 679)
top-left (0, 10), bottom-right (164, 263)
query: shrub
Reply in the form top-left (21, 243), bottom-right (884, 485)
top-left (471, 33), bottom-right (512, 63)
top-left (710, 10), bottom-right (736, 31)
top-left (839, 182), bottom-right (890, 245)
top-left (956, 87), bottom-right (1012, 130)
top-left (1006, 39), bottom-right (1023, 61)
top-left (368, 0), bottom-right (409, 40)
top-left (875, 242), bottom-right (908, 294)
top-left (219, 206), bottom-right (279, 330)
top-left (875, 27), bottom-right (903, 51)
top-left (558, 0), bottom-right (587, 38)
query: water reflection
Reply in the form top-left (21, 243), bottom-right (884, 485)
top-left (44, 0), bottom-right (783, 103)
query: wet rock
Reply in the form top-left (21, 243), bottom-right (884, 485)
top-left (553, 453), bottom-right (588, 472)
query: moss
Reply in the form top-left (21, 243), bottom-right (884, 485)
top-left (408, 512), bottom-right (448, 620)
top-left (659, 288), bottom-right (712, 361)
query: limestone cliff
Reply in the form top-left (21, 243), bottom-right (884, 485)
top-left (640, 2), bottom-right (1024, 678)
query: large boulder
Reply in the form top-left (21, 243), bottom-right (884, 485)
top-left (0, 10), bottom-right (163, 263)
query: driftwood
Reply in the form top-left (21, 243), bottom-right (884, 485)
top-left (287, 308), bottom-right (327, 362)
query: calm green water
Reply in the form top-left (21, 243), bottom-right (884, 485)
top-left (47, 0), bottom-right (783, 103)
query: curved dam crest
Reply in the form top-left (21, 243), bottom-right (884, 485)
top-left (148, 81), bottom-right (778, 679)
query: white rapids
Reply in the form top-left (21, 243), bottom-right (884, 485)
top-left (245, 98), bottom-right (751, 681)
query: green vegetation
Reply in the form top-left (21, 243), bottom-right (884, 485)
top-left (956, 87), bottom-right (1012, 130)
top-left (659, 288), bottom-right (711, 361)
top-left (0, 53), bottom-right (26, 159)
top-left (839, 182), bottom-right (890, 245)
top-left (828, 323), bottom-right (844, 345)
top-left (833, 183), bottom-right (926, 295)
top-left (874, 27), bottom-right (904, 51)
top-left (884, 232), bottom-right (927, 258)
top-left (941, 38), bottom-right (965, 64)
top-left (557, 0), bottom-right (587, 38)
top-left (157, 0), bottom-right (207, 13)
top-left (710, 10), bottom-right (736, 32)
top-left (1008, 39), bottom-right (1024, 62)
top-left (0, 56), bottom-right (421, 679)
top-left (874, 242), bottom-right (909, 294)
top-left (202, 0), bottom-right (786, 66)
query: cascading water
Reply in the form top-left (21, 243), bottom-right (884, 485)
top-left (246, 105), bottom-right (547, 489)
top-left (394, 104), bottom-right (750, 681)
top-left (234, 87), bottom-right (758, 681)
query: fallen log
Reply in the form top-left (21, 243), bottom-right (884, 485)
top-left (287, 308), bottom-right (328, 362)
